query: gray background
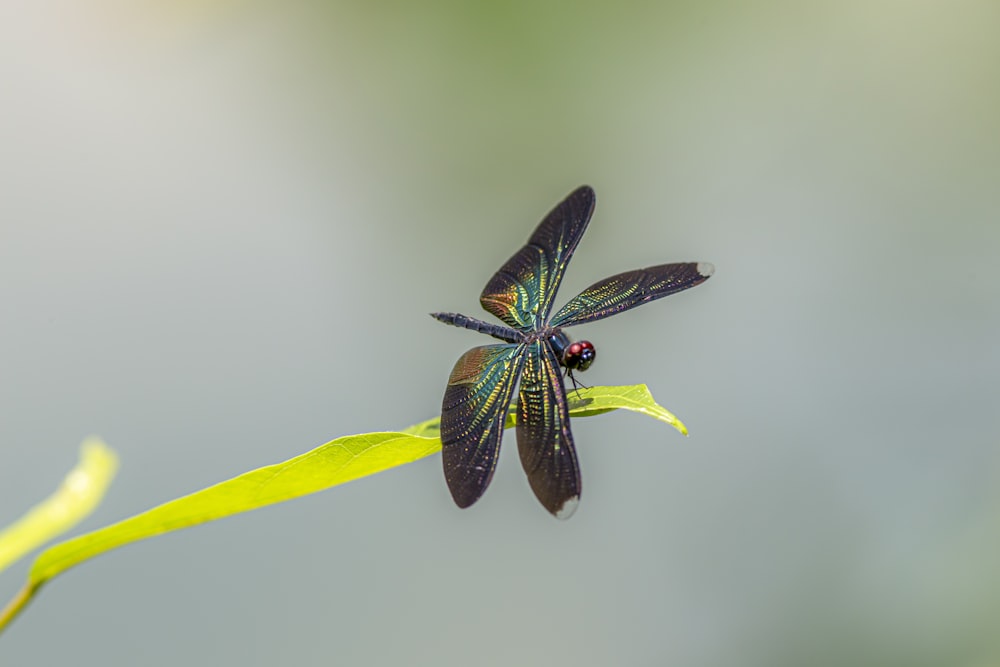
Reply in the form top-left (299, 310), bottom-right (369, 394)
top-left (2, 1), bottom-right (998, 665)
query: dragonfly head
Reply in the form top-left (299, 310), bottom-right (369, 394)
top-left (563, 340), bottom-right (596, 372)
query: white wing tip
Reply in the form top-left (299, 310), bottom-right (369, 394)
top-left (555, 495), bottom-right (580, 520)
top-left (697, 262), bottom-right (715, 278)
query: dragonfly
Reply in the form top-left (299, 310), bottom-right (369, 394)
top-left (431, 185), bottom-right (713, 518)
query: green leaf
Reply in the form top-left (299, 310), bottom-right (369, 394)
top-left (28, 431), bottom-right (442, 586)
top-left (1, 384), bottom-right (687, 634)
top-left (566, 384), bottom-right (689, 435)
top-left (0, 438), bottom-right (119, 575)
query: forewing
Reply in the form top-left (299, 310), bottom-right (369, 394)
top-left (480, 186), bottom-right (596, 330)
top-left (440, 344), bottom-right (526, 508)
top-left (516, 340), bottom-right (581, 519)
top-left (549, 262), bottom-right (714, 328)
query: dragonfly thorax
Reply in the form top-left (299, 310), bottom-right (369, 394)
top-left (547, 329), bottom-right (596, 372)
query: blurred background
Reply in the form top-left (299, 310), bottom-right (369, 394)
top-left (1, 1), bottom-right (998, 665)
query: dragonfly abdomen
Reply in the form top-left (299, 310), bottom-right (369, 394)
top-left (430, 312), bottom-right (523, 343)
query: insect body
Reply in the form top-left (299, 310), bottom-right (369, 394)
top-left (432, 186), bottom-right (712, 518)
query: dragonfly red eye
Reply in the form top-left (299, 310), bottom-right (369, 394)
top-left (564, 340), bottom-right (596, 371)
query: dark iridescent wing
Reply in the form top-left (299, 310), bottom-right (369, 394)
top-left (549, 262), bottom-right (714, 328)
top-left (441, 344), bottom-right (526, 508)
top-left (480, 186), bottom-right (596, 331)
top-left (516, 340), bottom-right (581, 519)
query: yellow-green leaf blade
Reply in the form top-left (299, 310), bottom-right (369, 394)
top-left (28, 432), bottom-right (440, 586)
top-left (566, 384), bottom-right (689, 435)
top-left (1, 383), bottom-right (691, 634)
top-left (0, 438), bottom-right (119, 575)
top-left (26, 385), bottom-right (685, 591)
